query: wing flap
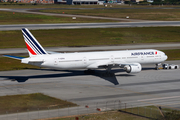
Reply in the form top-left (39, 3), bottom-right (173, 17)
top-left (28, 60), bottom-right (44, 62)
top-left (21, 57), bottom-right (44, 64)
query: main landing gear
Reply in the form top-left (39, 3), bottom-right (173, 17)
top-left (84, 66), bottom-right (114, 77)
top-left (105, 66), bottom-right (112, 74)
top-left (103, 66), bottom-right (114, 77)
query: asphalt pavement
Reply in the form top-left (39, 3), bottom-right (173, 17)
top-left (1, 43), bottom-right (180, 55)
top-left (0, 61), bottom-right (180, 119)
top-left (1, 21), bottom-right (180, 31)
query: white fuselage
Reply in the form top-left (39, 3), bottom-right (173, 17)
top-left (22, 49), bottom-right (167, 70)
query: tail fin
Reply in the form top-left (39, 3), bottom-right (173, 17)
top-left (22, 28), bottom-right (48, 56)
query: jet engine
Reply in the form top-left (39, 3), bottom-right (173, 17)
top-left (124, 63), bottom-right (142, 73)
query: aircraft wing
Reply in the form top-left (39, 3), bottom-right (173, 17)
top-left (87, 61), bottom-right (125, 69)
top-left (87, 61), bottom-right (140, 69)
top-left (114, 62), bottom-right (140, 68)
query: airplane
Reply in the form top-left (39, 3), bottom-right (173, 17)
top-left (4, 28), bottom-right (168, 74)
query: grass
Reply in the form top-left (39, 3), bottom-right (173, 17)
top-left (123, 106), bottom-right (180, 120)
top-left (41, 8), bottom-right (180, 21)
top-left (49, 111), bottom-right (149, 120)
top-left (123, 106), bottom-right (160, 119)
top-left (0, 11), bottom-right (114, 25)
top-left (0, 49), bottom-right (180, 71)
top-left (0, 93), bottom-right (77, 114)
top-left (1, 27), bottom-right (180, 48)
top-left (162, 49), bottom-right (180, 60)
top-left (44, 105), bottom-right (180, 120)
top-left (0, 57), bottom-right (39, 71)
top-left (1, 5), bottom-right (180, 23)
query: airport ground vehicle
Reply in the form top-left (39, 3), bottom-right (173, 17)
top-left (162, 63), bottom-right (179, 69)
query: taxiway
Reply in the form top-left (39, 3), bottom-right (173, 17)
top-left (1, 21), bottom-right (180, 31)
top-left (0, 60), bottom-right (180, 109)
top-left (1, 43), bottom-right (180, 55)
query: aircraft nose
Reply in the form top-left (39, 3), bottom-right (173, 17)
top-left (164, 55), bottom-right (168, 60)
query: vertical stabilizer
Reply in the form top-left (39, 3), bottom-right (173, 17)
top-left (22, 28), bottom-right (48, 56)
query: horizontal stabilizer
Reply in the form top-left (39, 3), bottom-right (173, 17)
top-left (21, 57), bottom-right (44, 64)
top-left (29, 60), bottom-right (44, 62)
top-left (3, 55), bottom-right (24, 60)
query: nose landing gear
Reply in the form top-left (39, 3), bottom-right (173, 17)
top-left (155, 63), bottom-right (161, 70)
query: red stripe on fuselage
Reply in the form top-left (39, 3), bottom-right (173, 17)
top-left (25, 42), bottom-right (37, 55)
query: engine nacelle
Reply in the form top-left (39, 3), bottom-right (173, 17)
top-left (124, 63), bottom-right (142, 73)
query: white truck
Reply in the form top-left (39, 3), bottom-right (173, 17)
top-left (162, 63), bottom-right (179, 69)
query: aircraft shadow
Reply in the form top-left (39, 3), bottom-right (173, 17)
top-left (0, 70), bottom-right (84, 83)
top-left (0, 67), bottom-right (152, 85)
top-left (0, 69), bottom-right (124, 85)
top-left (142, 67), bottom-right (156, 70)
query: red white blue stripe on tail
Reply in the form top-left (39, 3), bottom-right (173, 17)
top-left (22, 28), bottom-right (48, 56)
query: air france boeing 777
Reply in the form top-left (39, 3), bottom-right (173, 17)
top-left (4, 28), bottom-right (168, 74)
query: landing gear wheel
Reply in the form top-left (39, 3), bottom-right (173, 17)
top-left (155, 63), bottom-right (161, 70)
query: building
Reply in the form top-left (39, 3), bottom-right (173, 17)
top-left (57, 0), bottom-right (98, 4)
top-left (54, 0), bottom-right (66, 4)
top-left (8, 0), bottom-right (54, 3)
